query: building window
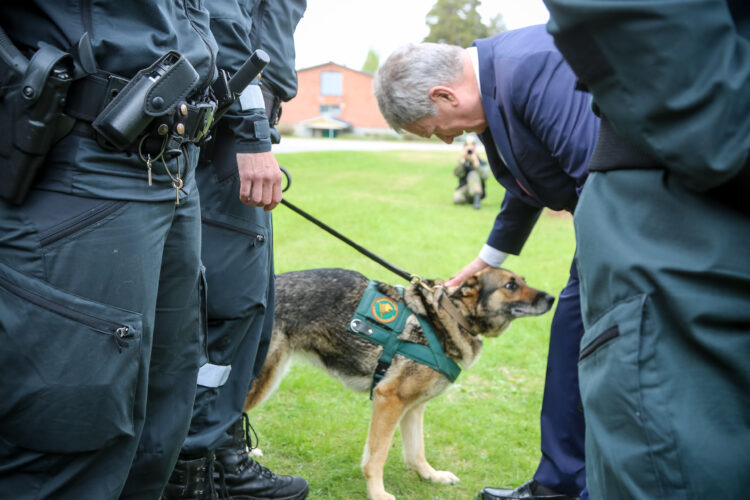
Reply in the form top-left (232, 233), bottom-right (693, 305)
top-left (320, 71), bottom-right (343, 96)
top-left (320, 104), bottom-right (341, 116)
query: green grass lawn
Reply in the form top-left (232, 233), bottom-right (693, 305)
top-left (250, 150), bottom-right (575, 499)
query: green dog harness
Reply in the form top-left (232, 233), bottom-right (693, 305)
top-left (348, 281), bottom-right (462, 398)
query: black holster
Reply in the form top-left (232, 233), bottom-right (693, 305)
top-left (0, 42), bottom-right (75, 204)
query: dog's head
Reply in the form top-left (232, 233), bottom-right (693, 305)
top-left (446, 267), bottom-right (555, 337)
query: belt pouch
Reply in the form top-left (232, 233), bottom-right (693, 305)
top-left (92, 50), bottom-right (199, 150)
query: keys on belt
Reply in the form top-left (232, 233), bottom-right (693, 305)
top-left (66, 71), bottom-right (216, 204)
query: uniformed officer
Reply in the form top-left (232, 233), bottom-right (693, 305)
top-left (542, 1), bottom-right (750, 498)
top-left (164, 1), bottom-right (309, 499)
top-left (374, 26), bottom-right (599, 500)
top-left (453, 139), bottom-right (489, 209)
top-left (0, 1), bottom-right (218, 498)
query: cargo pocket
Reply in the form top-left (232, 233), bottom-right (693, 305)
top-left (577, 294), bottom-right (678, 495)
top-left (201, 216), bottom-right (270, 318)
top-left (0, 262), bottom-right (142, 454)
top-left (578, 294), bottom-right (647, 411)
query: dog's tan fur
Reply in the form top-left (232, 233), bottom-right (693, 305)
top-left (244, 267), bottom-right (554, 500)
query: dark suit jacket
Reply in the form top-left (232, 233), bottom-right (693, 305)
top-left (474, 25), bottom-right (599, 254)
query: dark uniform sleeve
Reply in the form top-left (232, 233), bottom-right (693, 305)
top-left (207, 0), bottom-right (271, 154)
top-left (544, 0), bottom-right (750, 190)
top-left (252, 0), bottom-right (308, 102)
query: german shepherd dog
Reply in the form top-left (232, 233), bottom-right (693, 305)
top-left (244, 267), bottom-right (554, 500)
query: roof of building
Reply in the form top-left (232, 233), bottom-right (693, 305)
top-left (300, 116), bottom-right (352, 130)
top-left (296, 61), bottom-right (374, 77)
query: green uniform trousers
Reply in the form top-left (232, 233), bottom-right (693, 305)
top-left (0, 153), bottom-right (205, 499)
top-left (180, 138), bottom-right (274, 455)
top-left (574, 169), bottom-right (750, 499)
top-left (453, 170), bottom-right (484, 205)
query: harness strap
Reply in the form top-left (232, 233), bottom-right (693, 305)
top-left (348, 281), bottom-right (461, 399)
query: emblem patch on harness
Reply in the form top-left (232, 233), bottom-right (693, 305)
top-left (371, 296), bottom-right (398, 323)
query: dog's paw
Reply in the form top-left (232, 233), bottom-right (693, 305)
top-left (370, 493), bottom-right (396, 500)
top-left (249, 447), bottom-right (263, 457)
top-left (429, 470), bottom-right (460, 484)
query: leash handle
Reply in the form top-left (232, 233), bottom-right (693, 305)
top-left (279, 165), bottom-right (291, 192)
top-left (278, 165), bottom-right (413, 282)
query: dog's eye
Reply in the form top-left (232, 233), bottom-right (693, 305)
top-left (504, 281), bottom-right (518, 291)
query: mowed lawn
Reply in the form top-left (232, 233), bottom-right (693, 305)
top-left (249, 149), bottom-right (576, 500)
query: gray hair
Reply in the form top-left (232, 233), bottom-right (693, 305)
top-left (373, 43), bottom-right (465, 132)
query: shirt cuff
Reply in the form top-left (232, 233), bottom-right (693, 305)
top-left (478, 245), bottom-right (508, 268)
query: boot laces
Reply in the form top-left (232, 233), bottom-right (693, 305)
top-left (248, 456), bottom-right (276, 479)
top-left (241, 413), bottom-right (274, 480)
top-left (206, 453), bottom-right (230, 499)
top-left (241, 412), bottom-right (259, 452)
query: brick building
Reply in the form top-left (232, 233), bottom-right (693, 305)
top-left (278, 62), bottom-right (394, 138)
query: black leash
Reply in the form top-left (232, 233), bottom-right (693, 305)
top-left (279, 166), bottom-right (414, 283)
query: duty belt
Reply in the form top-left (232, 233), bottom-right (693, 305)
top-left (64, 71), bottom-right (215, 156)
top-left (589, 117), bottom-right (750, 214)
top-left (348, 281), bottom-right (461, 399)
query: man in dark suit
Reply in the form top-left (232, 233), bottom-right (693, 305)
top-left (374, 25), bottom-right (598, 500)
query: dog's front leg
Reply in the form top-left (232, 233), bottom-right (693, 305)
top-left (362, 384), bottom-right (406, 500)
top-left (400, 402), bottom-right (459, 484)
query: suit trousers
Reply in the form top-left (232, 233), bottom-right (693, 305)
top-left (533, 259), bottom-right (587, 499)
top-left (575, 170), bottom-right (750, 499)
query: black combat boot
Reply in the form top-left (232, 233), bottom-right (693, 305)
top-left (214, 413), bottom-right (309, 500)
top-left (163, 452), bottom-right (228, 500)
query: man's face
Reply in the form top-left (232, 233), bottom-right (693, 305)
top-left (403, 112), bottom-right (469, 144)
top-left (403, 98), bottom-right (485, 144)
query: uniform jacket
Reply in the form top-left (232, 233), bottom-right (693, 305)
top-left (473, 25), bottom-right (599, 255)
top-left (207, 0), bottom-right (306, 156)
top-left (207, 0), bottom-right (270, 154)
top-left (0, 1), bottom-right (216, 90)
top-left (546, 0), bottom-right (750, 191)
top-left (0, 0), bottom-right (219, 201)
top-left (250, 0), bottom-right (308, 102)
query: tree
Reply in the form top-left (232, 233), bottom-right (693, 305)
top-left (361, 48), bottom-right (380, 74)
top-left (423, 0), bottom-right (506, 47)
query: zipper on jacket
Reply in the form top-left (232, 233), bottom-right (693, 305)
top-left (80, 0), bottom-right (94, 39)
top-left (0, 274), bottom-right (133, 352)
top-left (183, 0), bottom-right (215, 93)
top-left (38, 201), bottom-right (126, 247)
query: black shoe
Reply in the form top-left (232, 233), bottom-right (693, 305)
top-left (477, 480), bottom-right (580, 500)
top-left (473, 193), bottom-right (482, 209)
top-left (163, 452), bottom-right (226, 500)
top-left (214, 413), bottom-right (309, 500)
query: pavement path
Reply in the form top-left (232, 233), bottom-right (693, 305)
top-left (273, 137), bottom-right (472, 153)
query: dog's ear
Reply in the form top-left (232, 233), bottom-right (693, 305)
top-left (453, 275), bottom-right (480, 298)
top-left (425, 278), bottom-right (445, 288)
top-left (421, 278), bottom-right (438, 287)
